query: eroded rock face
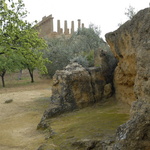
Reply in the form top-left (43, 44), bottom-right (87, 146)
top-left (51, 63), bottom-right (98, 108)
top-left (106, 8), bottom-right (150, 149)
top-left (106, 8), bottom-right (150, 105)
top-left (114, 101), bottom-right (150, 150)
top-left (38, 63), bottom-right (114, 129)
top-left (94, 48), bottom-right (117, 84)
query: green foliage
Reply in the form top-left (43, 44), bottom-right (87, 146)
top-left (44, 36), bottom-right (72, 77)
top-left (70, 55), bottom-right (89, 68)
top-left (125, 5), bottom-right (137, 20)
top-left (0, 0), bottom-right (49, 86)
top-left (44, 24), bottom-right (107, 77)
top-left (76, 25), bottom-right (101, 51)
top-left (118, 5), bottom-right (137, 27)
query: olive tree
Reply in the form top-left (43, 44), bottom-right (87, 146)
top-left (44, 24), bottom-right (108, 77)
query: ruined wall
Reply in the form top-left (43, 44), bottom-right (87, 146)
top-left (37, 15), bottom-right (54, 37)
top-left (36, 14), bottom-right (84, 38)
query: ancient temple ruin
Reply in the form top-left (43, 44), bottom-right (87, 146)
top-left (36, 14), bottom-right (84, 38)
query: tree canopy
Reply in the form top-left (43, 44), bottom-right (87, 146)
top-left (0, 0), bottom-right (49, 87)
top-left (44, 24), bottom-right (110, 77)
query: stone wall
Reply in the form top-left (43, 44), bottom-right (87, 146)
top-left (37, 15), bottom-right (54, 37)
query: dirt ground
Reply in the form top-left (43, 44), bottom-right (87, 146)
top-left (0, 72), bottom-right (52, 150)
top-left (0, 71), bottom-right (131, 150)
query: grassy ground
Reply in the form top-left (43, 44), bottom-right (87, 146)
top-left (42, 98), bottom-right (130, 150)
top-left (0, 69), bottom-right (51, 89)
top-left (0, 70), bottom-right (131, 150)
top-left (0, 70), bottom-right (52, 150)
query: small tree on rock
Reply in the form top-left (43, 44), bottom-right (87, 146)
top-left (125, 5), bottom-right (137, 20)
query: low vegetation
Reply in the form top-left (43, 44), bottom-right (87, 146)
top-left (44, 26), bottom-right (111, 78)
top-left (41, 99), bottom-right (130, 150)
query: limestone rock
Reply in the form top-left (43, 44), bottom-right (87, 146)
top-left (38, 63), bottom-right (112, 129)
top-left (4, 99), bottom-right (13, 103)
top-left (106, 8), bottom-right (150, 105)
top-left (94, 48), bottom-right (117, 84)
top-left (72, 138), bottom-right (115, 150)
top-left (114, 101), bottom-right (150, 150)
top-left (103, 83), bottom-right (113, 98)
top-left (51, 63), bottom-right (97, 108)
top-left (106, 8), bottom-right (150, 149)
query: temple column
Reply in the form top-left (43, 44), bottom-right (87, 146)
top-left (71, 21), bottom-right (74, 34)
top-left (82, 23), bottom-right (84, 28)
top-left (78, 19), bottom-right (81, 30)
top-left (64, 20), bottom-right (69, 35)
top-left (57, 20), bottom-right (61, 34)
top-left (49, 15), bottom-right (54, 33)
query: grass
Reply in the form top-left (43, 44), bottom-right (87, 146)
top-left (43, 98), bottom-right (130, 150)
top-left (26, 97), bottom-right (51, 112)
top-left (0, 70), bottom-right (130, 150)
top-left (0, 69), bottom-right (50, 88)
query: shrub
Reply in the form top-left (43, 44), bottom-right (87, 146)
top-left (44, 25), bottom-right (110, 77)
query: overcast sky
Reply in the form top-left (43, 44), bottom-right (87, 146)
top-left (24, 0), bottom-right (149, 39)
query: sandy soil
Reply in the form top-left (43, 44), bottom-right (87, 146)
top-left (0, 81), bottom-right (52, 150)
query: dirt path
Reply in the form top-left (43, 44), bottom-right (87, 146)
top-left (0, 81), bottom-right (52, 150)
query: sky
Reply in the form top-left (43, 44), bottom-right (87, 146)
top-left (24, 0), bottom-right (149, 39)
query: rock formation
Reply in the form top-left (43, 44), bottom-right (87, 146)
top-left (94, 48), bottom-right (117, 83)
top-left (106, 8), bottom-right (150, 150)
top-left (37, 8), bottom-right (150, 149)
top-left (38, 60), bottom-right (116, 129)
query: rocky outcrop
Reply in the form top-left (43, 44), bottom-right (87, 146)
top-left (106, 8), bottom-right (150, 105)
top-left (106, 8), bottom-right (150, 149)
top-left (114, 101), bottom-right (150, 150)
top-left (94, 48), bottom-right (117, 84)
top-left (38, 62), bottom-right (115, 129)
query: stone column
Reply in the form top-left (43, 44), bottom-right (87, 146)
top-left (49, 15), bottom-right (54, 33)
top-left (71, 21), bottom-right (74, 34)
top-left (82, 23), bottom-right (84, 28)
top-left (60, 28), bottom-right (63, 34)
top-left (57, 20), bottom-right (61, 34)
top-left (64, 20), bottom-right (69, 35)
top-left (78, 19), bottom-right (81, 29)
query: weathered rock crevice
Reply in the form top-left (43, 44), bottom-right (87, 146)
top-left (106, 8), bottom-right (150, 105)
top-left (106, 8), bottom-right (150, 150)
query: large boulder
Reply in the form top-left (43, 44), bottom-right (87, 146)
top-left (106, 8), bottom-right (150, 149)
top-left (38, 63), bottom-right (113, 129)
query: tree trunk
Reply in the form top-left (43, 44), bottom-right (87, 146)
top-left (0, 70), bottom-right (6, 87)
top-left (28, 68), bottom-right (34, 83)
top-left (18, 70), bottom-right (22, 80)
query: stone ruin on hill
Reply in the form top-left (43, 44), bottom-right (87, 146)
top-left (36, 14), bottom-right (84, 38)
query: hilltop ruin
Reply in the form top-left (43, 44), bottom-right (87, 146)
top-left (36, 14), bottom-right (84, 38)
